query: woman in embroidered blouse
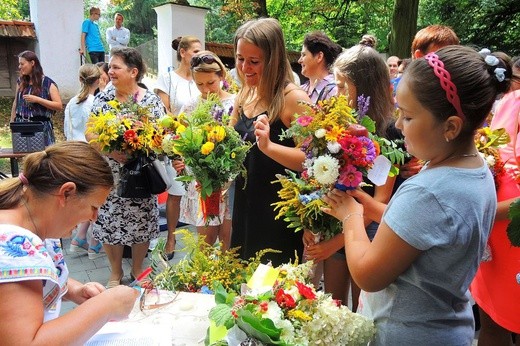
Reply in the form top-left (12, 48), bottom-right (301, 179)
top-left (10, 50), bottom-right (63, 146)
top-left (0, 141), bottom-right (138, 345)
top-left (298, 31), bottom-right (342, 104)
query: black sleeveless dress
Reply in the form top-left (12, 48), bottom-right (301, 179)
top-left (232, 112), bottom-right (304, 266)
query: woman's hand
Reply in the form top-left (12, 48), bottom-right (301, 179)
top-left (322, 188), bottom-right (363, 221)
top-left (172, 158), bottom-right (185, 174)
top-left (75, 282), bottom-right (106, 304)
top-left (306, 236), bottom-right (341, 262)
top-left (399, 157), bottom-right (422, 179)
top-left (254, 114), bottom-right (272, 152)
top-left (303, 229), bottom-right (318, 247)
top-left (104, 285), bottom-right (140, 321)
top-left (22, 94), bottom-right (40, 104)
top-left (108, 151), bottom-right (128, 164)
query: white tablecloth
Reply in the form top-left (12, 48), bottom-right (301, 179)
top-left (86, 291), bottom-right (215, 346)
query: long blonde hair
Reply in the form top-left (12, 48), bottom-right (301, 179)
top-left (76, 64), bottom-right (101, 104)
top-left (234, 18), bottom-right (293, 123)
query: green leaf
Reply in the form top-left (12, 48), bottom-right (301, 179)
top-left (236, 310), bottom-right (285, 345)
top-left (209, 304), bottom-right (235, 329)
top-left (507, 199), bottom-right (520, 247)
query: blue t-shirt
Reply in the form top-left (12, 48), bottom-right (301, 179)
top-left (82, 19), bottom-right (104, 52)
top-left (358, 162), bottom-right (496, 345)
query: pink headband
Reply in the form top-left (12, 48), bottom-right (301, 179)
top-left (424, 52), bottom-right (465, 120)
top-left (19, 173), bottom-right (29, 185)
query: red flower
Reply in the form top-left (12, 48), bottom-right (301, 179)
top-left (275, 289), bottom-right (296, 309)
top-left (123, 129), bottom-right (137, 141)
top-left (296, 281), bottom-right (316, 300)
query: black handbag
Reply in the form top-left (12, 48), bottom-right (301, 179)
top-left (143, 156), bottom-right (171, 194)
top-left (117, 156), bottom-right (170, 198)
top-left (10, 122), bottom-right (46, 153)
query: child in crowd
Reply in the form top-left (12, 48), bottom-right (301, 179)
top-left (64, 64), bottom-right (104, 259)
top-left (323, 45), bottom-right (511, 344)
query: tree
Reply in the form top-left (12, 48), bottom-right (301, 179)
top-left (0, 0), bottom-right (29, 20)
top-left (389, 0), bottom-right (419, 58)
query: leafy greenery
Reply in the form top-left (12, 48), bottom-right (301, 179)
top-left (507, 199), bottom-right (520, 247)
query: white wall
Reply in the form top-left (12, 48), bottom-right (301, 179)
top-left (154, 3), bottom-right (208, 76)
top-left (30, 0), bottom-right (83, 101)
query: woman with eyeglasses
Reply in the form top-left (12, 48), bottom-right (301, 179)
top-left (154, 36), bottom-right (202, 259)
top-left (174, 51), bottom-right (236, 251)
top-left (229, 18), bottom-right (311, 266)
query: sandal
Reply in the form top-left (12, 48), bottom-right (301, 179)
top-left (106, 273), bottom-right (124, 289)
top-left (69, 237), bottom-right (88, 252)
top-left (88, 242), bottom-right (105, 260)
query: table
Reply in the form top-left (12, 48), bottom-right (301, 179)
top-left (86, 291), bottom-right (216, 346)
top-left (0, 148), bottom-right (27, 177)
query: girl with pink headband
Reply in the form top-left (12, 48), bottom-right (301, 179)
top-left (322, 45), bottom-right (511, 345)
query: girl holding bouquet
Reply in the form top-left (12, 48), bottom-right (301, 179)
top-left (88, 47), bottom-right (164, 288)
top-left (229, 18), bottom-right (311, 266)
top-left (323, 46), bottom-right (510, 344)
top-left (303, 41), bottom-right (398, 308)
top-left (174, 51), bottom-right (236, 250)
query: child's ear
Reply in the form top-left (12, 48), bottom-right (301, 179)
top-left (444, 115), bottom-right (463, 142)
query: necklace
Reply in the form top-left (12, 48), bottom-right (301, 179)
top-left (427, 152), bottom-right (479, 169)
top-left (23, 199), bottom-right (39, 234)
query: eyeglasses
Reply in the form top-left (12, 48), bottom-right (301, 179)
top-left (190, 55), bottom-right (216, 68)
top-left (139, 282), bottom-right (179, 312)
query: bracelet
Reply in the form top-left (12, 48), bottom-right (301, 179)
top-left (341, 212), bottom-right (363, 224)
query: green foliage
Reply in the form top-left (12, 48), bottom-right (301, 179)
top-left (507, 199), bottom-right (520, 247)
top-left (419, 0), bottom-right (520, 56)
top-left (0, 0), bottom-right (29, 20)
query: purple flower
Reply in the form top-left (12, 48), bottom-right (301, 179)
top-left (357, 95), bottom-right (370, 119)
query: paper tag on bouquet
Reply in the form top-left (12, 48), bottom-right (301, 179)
top-left (247, 263), bottom-right (279, 291)
top-left (367, 155), bottom-right (392, 186)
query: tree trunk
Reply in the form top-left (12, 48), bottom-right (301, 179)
top-left (389, 0), bottom-right (419, 59)
top-left (255, 0), bottom-right (268, 17)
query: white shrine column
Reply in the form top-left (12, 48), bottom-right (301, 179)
top-left (29, 0), bottom-right (83, 100)
top-left (154, 2), bottom-right (208, 75)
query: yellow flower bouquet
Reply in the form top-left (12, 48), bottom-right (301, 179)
top-left (87, 98), bottom-right (164, 157)
top-left (87, 97), bottom-right (167, 198)
top-left (161, 95), bottom-right (251, 220)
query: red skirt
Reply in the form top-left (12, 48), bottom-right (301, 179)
top-left (470, 170), bottom-right (520, 333)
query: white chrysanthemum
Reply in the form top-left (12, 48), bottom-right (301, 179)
top-left (327, 141), bottom-right (342, 154)
top-left (263, 301), bottom-right (284, 324)
top-left (312, 155), bottom-right (340, 185)
top-left (315, 128), bottom-right (326, 138)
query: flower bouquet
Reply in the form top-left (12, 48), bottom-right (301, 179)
top-left (206, 261), bottom-right (375, 345)
top-left (150, 229), bottom-right (278, 294)
top-left (87, 97), bottom-right (167, 198)
top-left (161, 95), bottom-right (251, 222)
top-left (272, 95), bottom-right (407, 240)
top-left (474, 126), bottom-right (509, 190)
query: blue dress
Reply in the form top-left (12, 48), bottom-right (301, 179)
top-left (231, 112), bottom-right (304, 266)
top-left (14, 76), bottom-right (58, 146)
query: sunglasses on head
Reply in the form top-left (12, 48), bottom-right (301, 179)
top-left (191, 55), bottom-right (216, 68)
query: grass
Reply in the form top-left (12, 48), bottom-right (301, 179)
top-left (0, 97), bottom-right (65, 175)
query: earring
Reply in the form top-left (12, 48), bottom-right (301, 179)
top-left (445, 136), bottom-right (450, 143)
